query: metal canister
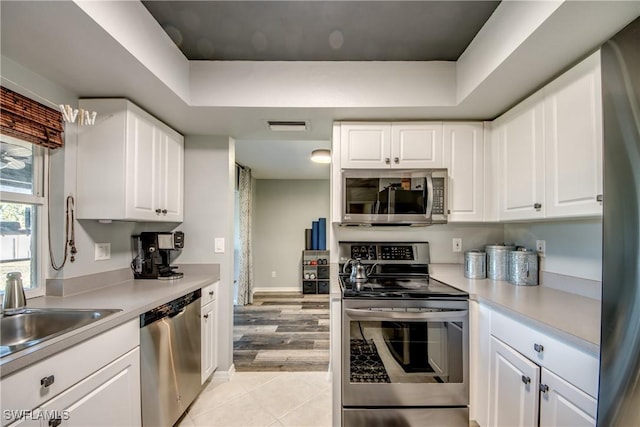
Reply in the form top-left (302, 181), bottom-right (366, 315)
top-left (508, 249), bottom-right (539, 286)
top-left (486, 244), bottom-right (516, 281)
top-left (464, 250), bottom-right (486, 279)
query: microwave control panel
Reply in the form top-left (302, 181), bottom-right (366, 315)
top-left (432, 177), bottom-right (446, 215)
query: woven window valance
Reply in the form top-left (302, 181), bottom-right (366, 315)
top-left (0, 86), bottom-right (64, 149)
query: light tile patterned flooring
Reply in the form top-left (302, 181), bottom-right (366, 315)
top-left (178, 372), bottom-right (332, 427)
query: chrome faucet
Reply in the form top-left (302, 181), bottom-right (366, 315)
top-left (3, 272), bottom-right (27, 316)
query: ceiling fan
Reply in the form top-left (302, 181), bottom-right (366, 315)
top-left (0, 142), bottom-right (31, 170)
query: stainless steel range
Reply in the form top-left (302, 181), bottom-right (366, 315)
top-left (339, 241), bottom-right (469, 427)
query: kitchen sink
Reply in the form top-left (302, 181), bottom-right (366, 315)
top-left (1, 308), bottom-right (121, 357)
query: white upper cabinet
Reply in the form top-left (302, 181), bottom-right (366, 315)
top-left (444, 122), bottom-right (485, 222)
top-left (544, 52), bottom-right (603, 218)
top-left (391, 122), bottom-right (444, 168)
top-left (495, 91), bottom-right (546, 221)
top-left (77, 99), bottom-right (184, 222)
top-left (340, 122), bottom-right (443, 169)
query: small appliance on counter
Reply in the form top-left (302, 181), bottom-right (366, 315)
top-left (132, 231), bottom-right (184, 279)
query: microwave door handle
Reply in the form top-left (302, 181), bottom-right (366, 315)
top-left (345, 308), bottom-right (467, 322)
top-left (425, 175), bottom-right (434, 217)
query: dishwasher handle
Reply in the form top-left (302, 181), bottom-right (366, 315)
top-left (140, 289), bottom-right (201, 327)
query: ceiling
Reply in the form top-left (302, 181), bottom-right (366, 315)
top-left (1, 1), bottom-right (638, 180)
top-left (142, 1), bottom-right (500, 61)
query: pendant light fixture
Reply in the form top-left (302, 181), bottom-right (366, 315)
top-left (311, 149), bottom-right (331, 163)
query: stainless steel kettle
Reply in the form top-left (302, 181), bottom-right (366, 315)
top-left (343, 258), bottom-right (368, 282)
top-left (3, 272), bottom-right (27, 315)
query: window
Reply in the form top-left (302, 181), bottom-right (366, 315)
top-left (0, 135), bottom-right (46, 296)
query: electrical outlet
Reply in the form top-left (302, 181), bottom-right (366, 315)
top-left (536, 240), bottom-right (546, 257)
top-left (94, 243), bottom-right (111, 261)
top-left (271, 271), bottom-right (277, 278)
top-left (453, 238), bottom-right (462, 253)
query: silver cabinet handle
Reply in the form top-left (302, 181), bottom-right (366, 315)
top-left (521, 375), bottom-right (531, 385)
top-left (41, 375), bottom-right (55, 388)
top-left (385, 158), bottom-right (390, 165)
top-left (534, 343), bottom-right (544, 353)
top-left (540, 384), bottom-right (549, 394)
top-left (161, 209), bottom-right (168, 214)
top-left (155, 208), bottom-right (162, 214)
top-left (209, 291), bottom-right (214, 296)
top-left (203, 314), bottom-right (209, 319)
top-left (596, 194), bottom-right (603, 202)
top-left (534, 203), bottom-right (542, 210)
top-left (394, 157), bottom-right (399, 164)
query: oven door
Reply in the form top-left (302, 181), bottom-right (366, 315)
top-left (342, 298), bottom-right (468, 407)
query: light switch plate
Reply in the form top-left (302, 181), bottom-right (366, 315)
top-left (214, 237), bottom-right (225, 253)
top-left (453, 238), bottom-right (462, 253)
top-left (536, 240), bottom-right (546, 257)
top-left (95, 243), bottom-right (111, 261)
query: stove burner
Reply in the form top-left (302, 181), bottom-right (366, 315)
top-left (340, 275), bottom-right (467, 299)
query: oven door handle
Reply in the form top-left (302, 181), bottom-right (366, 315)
top-left (344, 308), bottom-right (467, 321)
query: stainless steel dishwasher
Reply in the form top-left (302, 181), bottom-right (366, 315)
top-left (140, 289), bottom-right (201, 427)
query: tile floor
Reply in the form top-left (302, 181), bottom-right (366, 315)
top-left (178, 371), bottom-right (332, 427)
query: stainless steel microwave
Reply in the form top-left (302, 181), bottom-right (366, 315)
top-left (342, 169), bottom-right (448, 225)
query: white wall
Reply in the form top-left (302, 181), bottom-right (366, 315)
top-left (332, 223), bottom-right (505, 264)
top-left (175, 135), bottom-right (235, 373)
top-left (1, 56), bottom-right (141, 282)
top-left (504, 219), bottom-right (603, 282)
top-left (253, 179), bottom-right (330, 291)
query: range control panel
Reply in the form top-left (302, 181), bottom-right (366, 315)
top-left (380, 245), bottom-right (414, 260)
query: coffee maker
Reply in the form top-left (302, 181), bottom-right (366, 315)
top-left (132, 231), bottom-right (184, 279)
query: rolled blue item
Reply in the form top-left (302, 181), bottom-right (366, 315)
top-left (312, 221), bottom-right (319, 250)
top-left (318, 218), bottom-right (326, 250)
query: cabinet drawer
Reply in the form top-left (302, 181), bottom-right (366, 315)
top-left (491, 310), bottom-right (599, 398)
top-left (201, 281), bottom-right (219, 306)
top-left (1, 319), bottom-right (139, 424)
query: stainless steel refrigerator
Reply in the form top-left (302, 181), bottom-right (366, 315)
top-left (598, 16), bottom-right (640, 426)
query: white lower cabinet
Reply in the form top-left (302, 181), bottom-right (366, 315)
top-left (483, 309), bottom-right (598, 427)
top-left (1, 320), bottom-right (141, 427)
top-left (489, 337), bottom-right (540, 427)
top-left (201, 282), bottom-right (219, 383)
top-left (539, 368), bottom-right (596, 427)
top-left (37, 348), bottom-right (141, 427)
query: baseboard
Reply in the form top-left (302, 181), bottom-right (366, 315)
top-left (212, 364), bottom-right (236, 382)
top-left (252, 286), bottom-right (300, 295)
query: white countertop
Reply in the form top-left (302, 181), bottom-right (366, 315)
top-left (430, 264), bottom-right (601, 354)
top-left (1, 264), bottom-right (220, 378)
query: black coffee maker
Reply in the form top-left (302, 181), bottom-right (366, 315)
top-left (132, 231), bottom-right (184, 279)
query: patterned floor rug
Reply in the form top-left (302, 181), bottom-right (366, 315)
top-left (233, 292), bottom-right (330, 371)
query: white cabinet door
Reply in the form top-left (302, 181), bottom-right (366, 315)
top-left (540, 368), bottom-right (597, 427)
top-left (544, 52), bottom-right (603, 218)
top-left (444, 122), bottom-right (484, 221)
top-left (158, 129), bottom-right (184, 222)
top-left (39, 348), bottom-right (141, 427)
top-left (77, 99), bottom-right (184, 222)
top-left (340, 123), bottom-right (391, 168)
top-left (489, 337), bottom-right (540, 427)
top-left (201, 301), bottom-right (215, 384)
top-left (391, 122), bottom-right (443, 168)
top-left (125, 110), bottom-right (159, 221)
top-left (497, 91), bottom-right (546, 221)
